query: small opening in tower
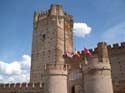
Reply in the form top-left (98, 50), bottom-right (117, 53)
top-left (43, 34), bottom-right (46, 39)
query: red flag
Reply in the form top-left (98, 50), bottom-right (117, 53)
top-left (84, 48), bottom-right (91, 56)
top-left (66, 51), bottom-right (73, 58)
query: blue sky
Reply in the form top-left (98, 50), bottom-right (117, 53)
top-left (0, 0), bottom-right (125, 83)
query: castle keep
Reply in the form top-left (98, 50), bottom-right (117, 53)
top-left (0, 4), bottom-right (125, 93)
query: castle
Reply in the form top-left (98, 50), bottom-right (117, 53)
top-left (0, 4), bottom-right (125, 93)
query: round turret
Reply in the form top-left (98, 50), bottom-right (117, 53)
top-left (82, 52), bottom-right (113, 93)
top-left (43, 64), bottom-right (70, 93)
top-left (97, 42), bottom-right (109, 62)
top-left (82, 62), bottom-right (113, 93)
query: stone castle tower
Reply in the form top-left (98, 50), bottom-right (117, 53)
top-left (30, 4), bottom-right (73, 93)
top-left (83, 42), bottom-right (113, 93)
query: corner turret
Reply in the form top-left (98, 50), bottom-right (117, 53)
top-left (33, 12), bottom-right (39, 29)
top-left (43, 64), bottom-right (70, 93)
top-left (82, 42), bottom-right (113, 93)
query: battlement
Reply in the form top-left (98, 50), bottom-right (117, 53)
top-left (66, 42), bottom-right (111, 64)
top-left (0, 82), bottom-right (43, 89)
top-left (98, 42), bottom-right (107, 46)
top-left (72, 42), bottom-right (125, 57)
top-left (33, 4), bottom-right (73, 25)
top-left (108, 42), bottom-right (125, 49)
top-left (68, 42), bottom-right (125, 65)
top-left (44, 64), bottom-right (70, 71)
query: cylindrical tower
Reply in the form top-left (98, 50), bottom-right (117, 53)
top-left (82, 42), bottom-right (113, 93)
top-left (43, 64), bottom-right (69, 93)
top-left (97, 42), bottom-right (109, 62)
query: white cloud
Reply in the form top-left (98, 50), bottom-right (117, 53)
top-left (73, 22), bottom-right (92, 38)
top-left (7, 74), bottom-right (30, 83)
top-left (102, 22), bottom-right (125, 43)
top-left (20, 55), bottom-right (31, 70)
top-left (0, 75), bottom-right (3, 81)
top-left (0, 61), bottom-right (21, 75)
top-left (0, 55), bottom-right (31, 83)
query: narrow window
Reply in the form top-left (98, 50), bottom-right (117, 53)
top-left (43, 34), bottom-right (45, 39)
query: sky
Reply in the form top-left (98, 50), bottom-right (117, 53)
top-left (0, 0), bottom-right (125, 83)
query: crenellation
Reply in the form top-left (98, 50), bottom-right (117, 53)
top-left (34, 12), bottom-right (40, 22)
top-left (5, 83), bottom-right (9, 88)
top-left (15, 83), bottom-right (21, 88)
top-left (41, 10), bottom-right (48, 16)
top-left (107, 42), bottom-right (125, 56)
top-left (108, 42), bottom-right (125, 50)
top-left (64, 15), bottom-right (73, 22)
top-left (98, 42), bottom-right (107, 46)
top-left (113, 43), bottom-right (119, 48)
top-left (121, 42), bottom-right (125, 47)
top-left (90, 48), bottom-right (97, 54)
top-left (64, 12), bottom-right (73, 19)
top-left (14, 83), bottom-right (16, 88)
top-left (0, 82), bottom-right (43, 89)
top-left (33, 12), bottom-right (40, 29)
top-left (26, 83), bottom-right (28, 88)
top-left (108, 45), bottom-right (112, 49)
top-left (92, 48), bottom-right (98, 54)
top-left (81, 50), bottom-right (84, 55)
top-left (39, 11), bottom-right (49, 20)
top-left (89, 49), bottom-right (93, 53)
top-left (33, 10), bottom-right (49, 26)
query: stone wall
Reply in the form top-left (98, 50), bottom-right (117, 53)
top-left (108, 42), bottom-right (125, 81)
